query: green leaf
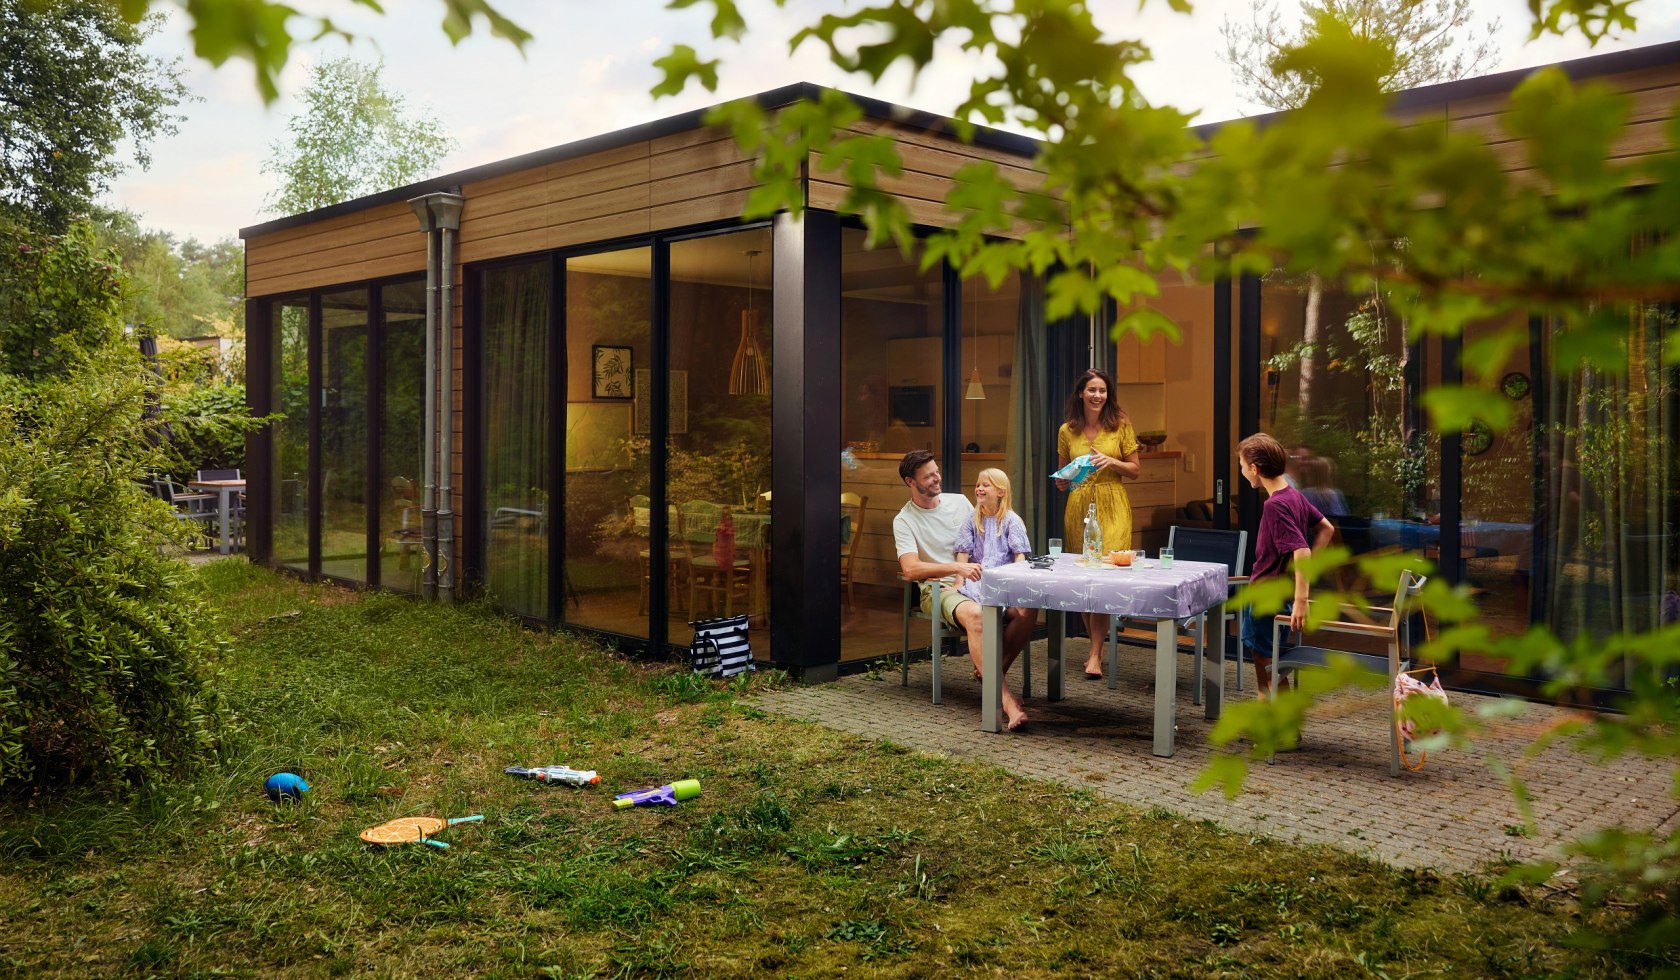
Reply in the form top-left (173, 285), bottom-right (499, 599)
top-left (650, 45), bottom-right (719, 97)
top-left (1114, 306), bottom-right (1180, 345)
top-left (1421, 385), bottom-right (1514, 434)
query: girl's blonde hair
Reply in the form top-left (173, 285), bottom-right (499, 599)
top-left (972, 468), bottom-right (1016, 538)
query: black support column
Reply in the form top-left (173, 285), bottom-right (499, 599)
top-left (245, 297), bottom-right (272, 563)
top-left (1237, 272), bottom-right (1262, 544)
top-left (770, 209), bottom-right (842, 681)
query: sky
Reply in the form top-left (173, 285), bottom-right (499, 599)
top-left (103, 0), bottom-right (1680, 245)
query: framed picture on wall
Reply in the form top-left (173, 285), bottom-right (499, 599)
top-left (591, 345), bottom-right (633, 399)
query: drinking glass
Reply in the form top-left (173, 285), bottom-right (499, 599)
top-left (1159, 547), bottom-right (1174, 569)
top-left (1047, 537), bottom-right (1063, 556)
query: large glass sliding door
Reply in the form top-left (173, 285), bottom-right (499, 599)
top-left (272, 297), bottom-right (311, 573)
top-left (480, 259), bottom-right (551, 619)
top-left (379, 280), bottom-right (427, 593)
top-left (1255, 272), bottom-right (1434, 595)
top-left (838, 228), bottom-right (945, 661)
top-left (1534, 304), bottom-right (1677, 689)
top-left (665, 230), bottom-right (773, 651)
top-left (563, 246), bottom-right (652, 640)
top-left (319, 289), bottom-right (369, 582)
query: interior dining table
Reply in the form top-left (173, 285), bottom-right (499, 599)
top-left (187, 478), bottom-right (246, 555)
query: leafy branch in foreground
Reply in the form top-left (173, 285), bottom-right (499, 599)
top-left (649, 0), bottom-right (1680, 957)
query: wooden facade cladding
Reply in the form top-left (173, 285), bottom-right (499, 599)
top-left (808, 117), bottom-right (1049, 237)
top-left (245, 125), bottom-right (767, 298)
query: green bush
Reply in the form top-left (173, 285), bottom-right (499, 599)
top-left (0, 219), bottom-right (246, 792)
top-left (165, 381), bottom-right (247, 479)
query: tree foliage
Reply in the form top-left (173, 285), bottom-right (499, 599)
top-left (112, 0), bottom-right (531, 103)
top-left (91, 208), bottom-right (244, 341)
top-left (1221, 0), bottom-right (1501, 111)
top-left (646, 0), bottom-right (1680, 958)
top-left (0, 218), bottom-right (243, 792)
top-left (261, 56), bottom-right (457, 215)
top-left (0, 0), bottom-right (189, 232)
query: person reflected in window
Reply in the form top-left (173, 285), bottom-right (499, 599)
top-left (1054, 368), bottom-right (1140, 680)
top-left (1298, 455), bottom-right (1349, 518)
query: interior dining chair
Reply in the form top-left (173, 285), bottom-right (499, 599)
top-left (679, 500), bottom-right (752, 618)
top-left (630, 495), bottom-right (683, 617)
top-left (839, 492), bottom-right (867, 611)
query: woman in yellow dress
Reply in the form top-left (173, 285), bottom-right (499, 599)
top-left (1055, 368), bottom-right (1141, 679)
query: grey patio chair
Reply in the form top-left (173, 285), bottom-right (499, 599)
top-left (1111, 526), bottom-right (1247, 703)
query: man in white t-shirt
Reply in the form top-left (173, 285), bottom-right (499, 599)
top-left (894, 450), bottom-right (1031, 731)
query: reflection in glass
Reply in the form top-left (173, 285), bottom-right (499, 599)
top-left (1259, 271), bottom-right (1432, 597)
top-left (380, 279), bottom-right (426, 593)
top-left (563, 247), bottom-right (652, 640)
top-left (666, 230), bottom-right (773, 652)
top-left (320, 288), bottom-right (369, 582)
top-left (1537, 304), bottom-right (1677, 689)
top-left (482, 260), bottom-right (550, 619)
top-left (839, 229), bottom-right (944, 662)
top-left (272, 299), bottom-right (310, 572)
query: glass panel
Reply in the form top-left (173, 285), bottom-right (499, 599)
top-left (666, 230), bottom-right (773, 652)
top-left (482, 259), bottom-right (550, 619)
top-left (1537, 304), bottom-right (1677, 690)
top-left (1113, 277), bottom-right (1223, 550)
top-left (563, 246), bottom-right (651, 640)
top-left (272, 298), bottom-right (310, 572)
top-left (839, 228), bottom-right (945, 662)
top-left (1259, 272), bottom-right (1421, 597)
top-left (1458, 315), bottom-right (1536, 665)
top-left (320, 289), bottom-right (369, 582)
top-left (379, 279), bottom-right (426, 594)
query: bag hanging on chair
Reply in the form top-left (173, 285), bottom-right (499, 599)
top-left (1393, 666), bottom-right (1449, 771)
top-left (689, 614), bottom-right (754, 679)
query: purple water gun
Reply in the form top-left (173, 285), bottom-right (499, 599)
top-left (613, 778), bottom-right (701, 809)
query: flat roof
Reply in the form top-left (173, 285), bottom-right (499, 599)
top-left (238, 82), bottom-right (1040, 239)
top-left (242, 37), bottom-right (1680, 240)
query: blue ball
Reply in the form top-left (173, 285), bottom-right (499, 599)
top-left (265, 772), bottom-right (310, 802)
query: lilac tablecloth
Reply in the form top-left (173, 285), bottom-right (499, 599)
top-left (975, 554), bottom-right (1231, 756)
top-left (973, 555), bottom-right (1228, 621)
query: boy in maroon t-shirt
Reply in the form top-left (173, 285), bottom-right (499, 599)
top-left (1238, 433), bottom-right (1335, 692)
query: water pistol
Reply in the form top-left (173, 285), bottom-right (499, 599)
top-left (504, 765), bottom-right (600, 786)
top-left (613, 778), bottom-right (701, 809)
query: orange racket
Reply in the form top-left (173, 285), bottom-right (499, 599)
top-left (359, 814), bottom-right (483, 849)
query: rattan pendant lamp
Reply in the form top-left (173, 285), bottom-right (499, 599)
top-left (728, 250), bottom-right (769, 396)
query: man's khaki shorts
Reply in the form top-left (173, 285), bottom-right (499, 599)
top-left (919, 581), bottom-right (972, 629)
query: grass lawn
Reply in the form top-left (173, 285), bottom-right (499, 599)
top-left (0, 562), bottom-right (1662, 977)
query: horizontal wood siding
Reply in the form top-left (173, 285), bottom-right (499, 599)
top-left (247, 201), bottom-right (422, 298)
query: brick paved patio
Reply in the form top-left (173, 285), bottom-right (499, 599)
top-left (756, 641), bottom-right (1678, 874)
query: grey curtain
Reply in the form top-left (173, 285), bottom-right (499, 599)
top-left (482, 260), bottom-right (552, 619)
top-left (1091, 294), bottom-right (1115, 374)
top-left (1009, 275), bottom-right (1050, 547)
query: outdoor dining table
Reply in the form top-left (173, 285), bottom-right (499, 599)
top-left (187, 478), bottom-right (246, 555)
top-left (974, 554), bottom-right (1230, 757)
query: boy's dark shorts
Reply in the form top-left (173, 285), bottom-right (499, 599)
top-left (1240, 601), bottom-right (1294, 660)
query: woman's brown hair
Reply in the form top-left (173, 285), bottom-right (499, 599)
top-left (1063, 368), bottom-right (1128, 432)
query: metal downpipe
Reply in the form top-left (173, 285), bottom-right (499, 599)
top-left (438, 221), bottom-right (456, 603)
top-left (419, 220), bottom-right (439, 601)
